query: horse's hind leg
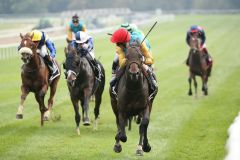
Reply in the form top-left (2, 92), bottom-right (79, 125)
top-left (202, 75), bottom-right (208, 95)
top-left (193, 76), bottom-right (198, 98)
top-left (16, 86), bottom-right (29, 119)
top-left (45, 79), bottom-right (59, 120)
top-left (93, 94), bottom-right (102, 130)
top-left (136, 106), bottom-right (151, 156)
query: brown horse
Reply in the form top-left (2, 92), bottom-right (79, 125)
top-left (63, 46), bottom-right (105, 135)
top-left (16, 33), bottom-right (61, 126)
top-left (188, 34), bottom-right (210, 97)
top-left (110, 43), bottom-right (157, 156)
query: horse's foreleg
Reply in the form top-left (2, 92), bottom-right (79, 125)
top-left (137, 106), bottom-right (151, 156)
top-left (202, 75), bottom-right (208, 95)
top-left (16, 86), bottom-right (29, 119)
top-left (72, 99), bottom-right (81, 135)
top-left (193, 76), bottom-right (198, 98)
top-left (93, 94), bottom-right (101, 130)
top-left (114, 113), bottom-right (122, 153)
top-left (82, 90), bottom-right (90, 126)
top-left (35, 90), bottom-right (47, 127)
top-left (117, 113), bottom-right (127, 143)
top-left (188, 75), bottom-right (192, 96)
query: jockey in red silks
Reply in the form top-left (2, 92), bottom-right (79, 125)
top-left (110, 28), bottom-right (157, 98)
top-left (186, 25), bottom-right (213, 71)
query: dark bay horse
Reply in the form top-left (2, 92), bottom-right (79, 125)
top-left (110, 43), bottom-right (157, 156)
top-left (188, 34), bottom-right (210, 97)
top-left (16, 33), bottom-right (60, 126)
top-left (64, 46), bottom-right (105, 135)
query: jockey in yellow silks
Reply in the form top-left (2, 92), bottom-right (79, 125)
top-left (30, 30), bottom-right (60, 81)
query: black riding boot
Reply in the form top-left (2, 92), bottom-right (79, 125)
top-left (43, 55), bottom-right (60, 81)
top-left (85, 54), bottom-right (102, 81)
top-left (146, 69), bottom-right (158, 100)
top-left (110, 67), bottom-right (125, 98)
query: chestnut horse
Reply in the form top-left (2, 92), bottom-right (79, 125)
top-left (16, 33), bottom-right (60, 126)
top-left (110, 42), bottom-right (157, 156)
top-left (63, 46), bottom-right (105, 135)
top-left (188, 34), bottom-right (210, 97)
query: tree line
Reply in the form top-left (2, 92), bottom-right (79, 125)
top-left (0, 0), bottom-right (240, 14)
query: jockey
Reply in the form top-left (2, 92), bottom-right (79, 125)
top-left (186, 25), bottom-right (213, 68)
top-left (66, 14), bottom-right (87, 42)
top-left (30, 30), bottom-right (60, 81)
top-left (111, 23), bottom-right (152, 75)
top-left (110, 28), bottom-right (157, 97)
top-left (70, 31), bottom-right (101, 81)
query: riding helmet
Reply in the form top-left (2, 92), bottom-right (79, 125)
top-left (111, 28), bottom-right (131, 43)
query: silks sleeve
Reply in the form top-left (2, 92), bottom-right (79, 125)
top-left (116, 46), bottom-right (126, 68)
top-left (140, 42), bottom-right (154, 65)
top-left (66, 25), bottom-right (73, 41)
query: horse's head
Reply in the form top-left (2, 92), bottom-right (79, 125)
top-left (64, 46), bottom-right (81, 86)
top-left (125, 41), bottom-right (144, 81)
top-left (19, 33), bottom-right (37, 64)
top-left (189, 33), bottom-right (201, 53)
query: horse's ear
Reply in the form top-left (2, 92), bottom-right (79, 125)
top-left (20, 33), bottom-right (23, 39)
top-left (64, 47), bottom-right (68, 57)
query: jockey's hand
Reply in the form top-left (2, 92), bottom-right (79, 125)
top-left (82, 43), bottom-right (89, 50)
top-left (141, 56), bottom-right (145, 63)
top-left (50, 52), bottom-right (55, 58)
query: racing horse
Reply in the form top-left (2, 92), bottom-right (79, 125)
top-left (16, 33), bottom-right (61, 126)
top-left (64, 45), bottom-right (105, 135)
top-left (188, 33), bottom-right (211, 97)
top-left (109, 42), bottom-right (157, 156)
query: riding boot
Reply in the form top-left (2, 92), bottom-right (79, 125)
top-left (43, 55), bottom-right (60, 81)
top-left (146, 69), bottom-right (158, 100)
top-left (110, 67), bottom-right (125, 98)
top-left (85, 54), bottom-right (102, 81)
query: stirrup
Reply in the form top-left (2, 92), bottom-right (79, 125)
top-left (49, 69), bottom-right (60, 81)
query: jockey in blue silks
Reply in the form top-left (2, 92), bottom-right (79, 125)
top-left (70, 31), bottom-right (102, 81)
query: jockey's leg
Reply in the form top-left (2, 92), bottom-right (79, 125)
top-left (86, 52), bottom-right (102, 81)
top-left (112, 54), bottom-right (119, 74)
top-left (110, 67), bottom-right (125, 96)
top-left (143, 65), bottom-right (158, 99)
top-left (39, 46), bottom-right (60, 81)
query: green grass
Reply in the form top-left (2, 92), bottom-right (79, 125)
top-left (0, 14), bottom-right (240, 160)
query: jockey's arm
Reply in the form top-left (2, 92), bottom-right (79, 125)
top-left (66, 25), bottom-right (73, 41)
top-left (116, 46), bottom-right (126, 68)
top-left (86, 37), bottom-right (94, 51)
top-left (140, 42), bottom-right (154, 65)
top-left (82, 24), bottom-right (87, 32)
top-left (199, 30), bottom-right (206, 45)
top-left (45, 38), bottom-right (56, 58)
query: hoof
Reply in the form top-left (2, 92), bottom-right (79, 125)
top-left (43, 116), bottom-right (49, 121)
top-left (188, 91), bottom-right (192, 96)
top-left (83, 117), bottom-right (90, 126)
top-left (136, 145), bottom-right (143, 156)
top-left (119, 135), bottom-right (127, 143)
top-left (114, 144), bottom-right (122, 153)
top-left (16, 114), bottom-right (23, 119)
top-left (204, 91), bottom-right (208, 96)
top-left (143, 143), bottom-right (151, 152)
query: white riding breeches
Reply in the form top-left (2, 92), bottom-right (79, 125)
top-left (89, 50), bottom-right (95, 59)
top-left (37, 45), bottom-right (48, 57)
